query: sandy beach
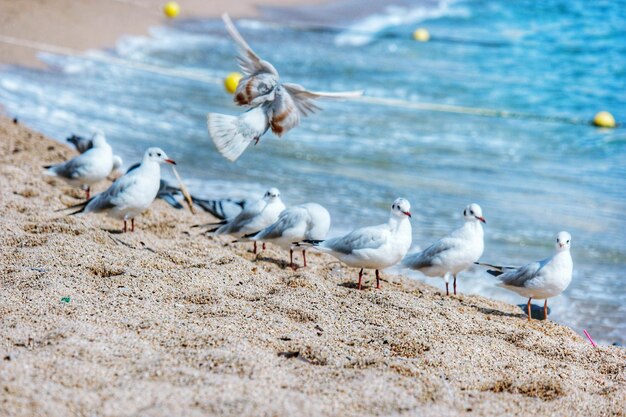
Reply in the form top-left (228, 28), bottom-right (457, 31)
top-left (0, 0), bottom-right (326, 67)
top-left (1, 115), bottom-right (625, 416)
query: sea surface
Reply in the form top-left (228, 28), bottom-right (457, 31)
top-left (1, 0), bottom-right (624, 343)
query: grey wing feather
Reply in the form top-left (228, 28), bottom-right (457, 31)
top-left (86, 175), bottom-right (137, 212)
top-left (256, 208), bottom-right (305, 240)
top-left (222, 13), bottom-right (278, 77)
top-left (404, 239), bottom-right (457, 269)
top-left (325, 226), bottom-right (387, 255)
top-left (51, 157), bottom-right (90, 179)
top-left (497, 262), bottom-right (543, 288)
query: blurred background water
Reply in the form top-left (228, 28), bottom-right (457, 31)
top-left (1, 0), bottom-right (624, 343)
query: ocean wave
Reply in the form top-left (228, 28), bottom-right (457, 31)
top-left (335, 0), bottom-right (467, 46)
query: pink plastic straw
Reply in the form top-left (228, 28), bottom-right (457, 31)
top-left (583, 329), bottom-right (597, 348)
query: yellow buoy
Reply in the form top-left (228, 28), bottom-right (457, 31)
top-left (224, 72), bottom-right (243, 94)
top-left (163, 2), bottom-right (180, 19)
top-left (412, 28), bottom-right (430, 42)
top-left (593, 111), bottom-right (616, 128)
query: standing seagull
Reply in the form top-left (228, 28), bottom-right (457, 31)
top-left (60, 147), bottom-right (176, 232)
top-left (194, 188), bottom-right (285, 253)
top-left (67, 133), bottom-right (124, 173)
top-left (45, 131), bottom-right (114, 199)
top-left (243, 203), bottom-right (331, 269)
top-left (402, 203), bottom-right (485, 296)
top-left (207, 13), bottom-right (363, 161)
top-left (296, 198), bottom-right (412, 290)
top-left (477, 231), bottom-right (573, 321)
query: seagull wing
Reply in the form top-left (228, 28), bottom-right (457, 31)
top-left (403, 238), bottom-right (458, 269)
top-left (222, 13), bottom-right (279, 77)
top-left (324, 224), bottom-right (388, 255)
top-left (497, 261), bottom-right (545, 288)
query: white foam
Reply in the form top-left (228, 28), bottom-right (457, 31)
top-left (335, 0), bottom-right (467, 46)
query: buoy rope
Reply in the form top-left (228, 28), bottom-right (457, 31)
top-left (0, 34), bottom-right (616, 128)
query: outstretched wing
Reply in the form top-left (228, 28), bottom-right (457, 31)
top-left (222, 14), bottom-right (280, 106)
top-left (222, 13), bottom-right (279, 77)
top-left (269, 83), bottom-right (364, 136)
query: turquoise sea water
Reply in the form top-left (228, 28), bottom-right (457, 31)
top-left (1, 0), bottom-right (624, 343)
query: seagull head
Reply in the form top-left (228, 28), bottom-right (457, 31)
top-left (555, 231), bottom-right (571, 252)
top-left (264, 187), bottom-right (281, 201)
top-left (144, 147), bottom-right (176, 165)
top-left (391, 198), bottom-right (411, 218)
top-left (463, 203), bottom-right (485, 223)
top-left (91, 129), bottom-right (108, 147)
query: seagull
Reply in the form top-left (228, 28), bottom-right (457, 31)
top-left (59, 147), bottom-right (176, 232)
top-left (243, 203), bottom-right (331, 269)
top-left (207, 13), bottom-right (363, 162)
top-left (296, 198), bottom-right (412, 290)
top-left (194, 188), bottom-right (285, 253)
top-left (477, 231), bottom-right (573, 321)
top-left (402, 203), bottom-right (485, 296)
top-left (66, 133), bottom-right (123, 173)
top-left (45, 131), bottom-right (115, 199)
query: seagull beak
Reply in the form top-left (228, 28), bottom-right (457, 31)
top-left (476, 216), bottom-right (486, 223)
top-left (559, 243), bottom-right (565, 248)
top-left (165, 159), bottom-right (176, 165)
top-left (404, 211), bottom-right (412, 218)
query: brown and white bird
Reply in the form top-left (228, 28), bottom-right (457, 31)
top-left (207, 13), bottom-right (363, 162)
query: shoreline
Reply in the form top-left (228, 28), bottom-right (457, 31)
top-left (1, 114), bottom-right (624, 415)
top-left (0, 0), bottom-right (328, 68)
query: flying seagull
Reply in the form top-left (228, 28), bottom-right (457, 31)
top-left (207, 13), bottom-right (363, 161)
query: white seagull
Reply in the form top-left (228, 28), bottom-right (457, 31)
top-left (243, 203), bottom-right (331, 269)
top-left (207, 13), bottom-right (363, 162)
top-left (296, 198), bottom-right (412, 290)
top-left (402, 203), bottom-right (485, 296)
top-left (195, 188), bottom-right (286, 253)
top-left (477, 231), bottom-right (573, 321)
top-left (45, 131), bottom-right (115, 199)
top-left (61, 147), bottom-right (176, 232)
top-left (66, 133), bottom-right (123, 173)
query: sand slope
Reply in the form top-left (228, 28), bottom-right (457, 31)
top-left (0, 116), bottom-right (624, 416)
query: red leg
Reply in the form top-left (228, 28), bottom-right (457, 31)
top-left (527, 298), bottom-right (532, 321)
top-left (357, 268), bottom-right (363, 290)
top-left (544, 300), bottom-right (548, 320)
top-left (131, 218), bottom-right (135, 232)
top-left (86, 186), bottom-right (90, 200)
top-left (262, 242), bottom-right (266, 251)
top-left (302, 250), bottom-right (307, 267)
top-left (445, 282), bottom-right (449, 296)
top-left (290, 249), bottom-right (296, 270)
top-left (375, 269), bottom-right (381, 289)
top-left (453, 275), bottom-right (457, 295)
top-left (123, 220), bottom-right (127, 233)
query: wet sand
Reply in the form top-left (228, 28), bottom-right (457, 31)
top-left (1, 115), bottom-right (624, 416)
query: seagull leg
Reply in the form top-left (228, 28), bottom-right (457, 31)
top-left (453, 274), bottom-right (457, 295)
top-left (290, 249), bottom-right (296, 271)
top-left (527, 298), bottom-right (532, 321)
top-left (302, 250), bottom-right (307, 267)
top-left (375, 269), bottom-right (381, 289)
top-left (544, 300), bottom-right (548, 321)
top-left (357, 268), bottom-right (363, 290)
top-left (253, 241), bottom-right (257, 254)
top-left (262, 242), bottom-right (266, 251)
top-left (123, 220), bottom-right (127, 233)
top-left (444, 273), bottom-right (450, 296)
top-left (131, 218), bottom-right (135, 232)
top-left (86, 186), bottom-right (90, 200)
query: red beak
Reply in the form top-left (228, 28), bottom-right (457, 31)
top-left (165, 159), bottom-right (176, 165)
top-left (404, 211), bottom-right (412, 218)
top-left (476, 216), bottom-right (486, 223)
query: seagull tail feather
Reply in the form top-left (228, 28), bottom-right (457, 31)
top-left (207, 113), bottom-right (255, 162)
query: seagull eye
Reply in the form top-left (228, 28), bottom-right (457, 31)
top-left (157, 153), bottom-right (162, 157)
top-left (567, 240), bottom-right (570, 243)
